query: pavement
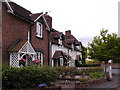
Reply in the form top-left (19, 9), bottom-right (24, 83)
top-left (89, 74), bottom-right (120, 89)
top-left (61, 68), bottom-right (120, 90)
top-left (88, 69), bottom-right (120, 90)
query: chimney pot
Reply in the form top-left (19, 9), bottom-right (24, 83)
top-left (65, 30), bottom-right (71, 36)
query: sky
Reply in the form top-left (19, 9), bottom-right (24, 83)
top-left (11, 0), bottom-right (119, 46)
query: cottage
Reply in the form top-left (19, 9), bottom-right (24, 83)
top-left (1, 0), bottom-right (83, 67)
top-left (50, 29), bottom-right (83, 67)
top-left (1, 1), bottom-right (51, 67)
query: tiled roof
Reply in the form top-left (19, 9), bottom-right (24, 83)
top-left (74, 46), bottom-right (80, 51)
top-left (6, 2), bottom-right (44, 22)
top-left (52, 51), bottom-right (63, 59)
top-left (8, 39), bottom-right (27, 52)
top-left (50, 29), bottom-right (82, 51)
top-left (62, 41), bottom-right (72, 49)
top-left (52, 50), bottom-right (71, 60)
top-left (34, 48), bottom-right (44, 53)
top-left (50, 30), bottom-right (62, 45)
top-left (9, 2), bottom-right (32, 21)
top-left (30, 13), bottom-right (43, 21)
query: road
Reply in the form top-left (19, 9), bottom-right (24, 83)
top-left (90, 68), bottom-right (120, 89)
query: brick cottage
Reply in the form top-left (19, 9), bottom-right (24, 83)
top-left (1, 0), bottom-right (83, 67)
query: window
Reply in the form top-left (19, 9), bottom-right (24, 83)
top-left (60, 57), bottom-right (63, 66)
top-left (58, 39), bottom-right (62, 45)
top-left (36, 52), bottom-right (43, 65)
top-left (36, 22), bottom-right (42, 38)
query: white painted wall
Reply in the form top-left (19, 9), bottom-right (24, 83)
top-left (51, 44), bottom-right (83, 67)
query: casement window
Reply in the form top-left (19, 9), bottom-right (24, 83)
top-left (36, 52), bottom-right (43, 65)
top-left (36, 22), bottom-right (43, 38)
top-left (58, 39), bottom-right (62, 45)
top-left (60, 57), bottom-right (63, 66)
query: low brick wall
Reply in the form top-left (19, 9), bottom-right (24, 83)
top-left (75, 77), bottom-right (107, 88)
top-left (112, 63), bottom-right (120, 69)
top-left (21, 86), bottom-right (61, 90)
top-left (101, 63), bottom-right (120, 69)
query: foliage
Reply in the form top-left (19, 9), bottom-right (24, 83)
top-left (55, 66), bottom-right (78, 76)
top-left (112, 58), bottom-right (120, 63)
top-left (78, 78), bottom-right (88, 82)
top-left (88, 29), bottom-right (120, 62)
top-left (82, 47), bottom-right (87, 64)
top-left (79, 67), bottom-right (103, 75)
top-left (86, 60), bottom-right (100, 64)
top-left (55, 66), bottom-right (103, 76)
top-left (89, 72), bottom-right (104, 79)
top-left (2, 66), bottom-right (59, 89)
top-left (76, 64), bottom-right (100, 67)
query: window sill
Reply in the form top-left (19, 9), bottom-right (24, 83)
top-left (36, 35), bottom-right (43, 39)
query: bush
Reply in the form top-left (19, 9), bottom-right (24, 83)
top-left (76, 64), bottom-right (101, 67)
top-left (55, 66), bottom-right (104, 76)
top-left (2, 66), bottom-right (59, 89)
top-left (80, 67), bottom-right (103, 75)
top-left (55, 66), bottom-right (80, 76)
top-left (79, 78), bottom-right (88, 82)
top-left (89, 72), bottom-right (104, 79)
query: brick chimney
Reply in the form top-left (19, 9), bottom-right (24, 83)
top-left (44, 13), bottom-right (52, 28)
top-left (65, 30), bottom-right (71, 36)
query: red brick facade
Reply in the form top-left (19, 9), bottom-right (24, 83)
top-left (2, 2), bottom-right (51, 65)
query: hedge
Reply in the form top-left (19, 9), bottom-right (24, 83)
top-left (56, 66), bottom-right (104, 76)
top-left (2, 66), bottom-right (59, 89)
top-left (76, 64), bottom-right (101, 67)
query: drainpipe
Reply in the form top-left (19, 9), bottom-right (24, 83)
top-left (29, 23), bottom-right (33, 42)
top-left (48, 30), bottom-right (51, 66)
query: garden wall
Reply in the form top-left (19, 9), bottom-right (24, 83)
top-left (75, 77), bottom-right (107, 88)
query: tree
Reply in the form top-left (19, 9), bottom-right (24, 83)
top-left (88, 29), bottom-right (119, 63)
top-left (82, 46), bottom-right (87, 64)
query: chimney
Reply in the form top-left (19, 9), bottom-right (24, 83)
top-left (65, 30), bottom-right (71, 36)
top-left (44, 14), bottom-right (52, 28)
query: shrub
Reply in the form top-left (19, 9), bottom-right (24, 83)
top-left (76, 64), bottom-right (101, 67)
top-left (55, 66), bottom-right (80, 76)
top-left (79, 67), bottom-right (104, 75)
top-left (55, 66), bottom-right (104, 77)
top-left (2, 66), bottom-right (59, 89)
top-left (79, 78), bottom-right (88, 82)
top-left (89, 72), bottom-right (104, 79)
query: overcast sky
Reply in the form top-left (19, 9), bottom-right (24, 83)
top-left (11, 0), bottom-right (119, 46)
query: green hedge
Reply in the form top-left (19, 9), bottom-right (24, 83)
top-left (89, 72), bottom-right (104, 79)
top-left (112, 58), bottom-right (120, 63)
top-left (2, 66), bottom-right (59, 89)
top-left (56, 66), bottom-right (104, 76)
top-left (76, 64), bottom-right (101, 67)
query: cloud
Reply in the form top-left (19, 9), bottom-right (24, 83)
top-left (78, 37), bottom-right (93, 47)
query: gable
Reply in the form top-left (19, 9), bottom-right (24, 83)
top-left (19, 41), bottom-right (36, 54)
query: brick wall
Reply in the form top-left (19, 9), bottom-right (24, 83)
top-left (2, 3), bottom-right (51, 65)
top-left (31, 23), bottom-right (50, 65)
top-left (2, 3), bottom-right (30, 64)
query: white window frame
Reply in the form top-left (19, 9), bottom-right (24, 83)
top-left (58, 39), bottom-right (62, 45)
top-left (36, 22), bottom-right (43, 38)
top-left (36, 52), bottom-right (43, 65)
top-left (59, 56), bottom-right (63, 66)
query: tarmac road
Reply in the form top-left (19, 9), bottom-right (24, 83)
top-left (89, 69), bottom-right (120, 90)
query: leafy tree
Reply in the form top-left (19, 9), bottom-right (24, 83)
top-left (82, 46), bottom-right (87, 64)
top-left (88, 29), bottom-right (119, 63)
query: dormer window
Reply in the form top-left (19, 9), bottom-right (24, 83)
top-left (36, 22), bottom-right (42, 38)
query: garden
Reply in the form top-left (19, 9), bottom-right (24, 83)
top-left (2, 64), bottom-right (109, 89)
